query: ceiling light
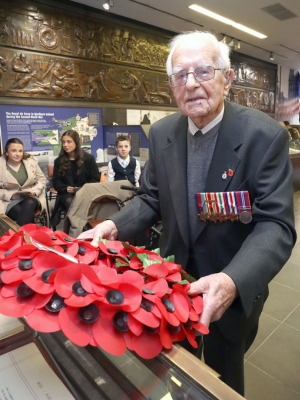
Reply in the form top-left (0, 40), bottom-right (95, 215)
top-left (234, 40), bottom-right (241, 50)
top-left (269, 52), bottom-right (275, 60)
top-left (103, 0), bottom-right (113, 10)
top-left (189, 4), bottom-right (267, 39)
top-left (229, 38), bottom-right (235, 47)
top-left (221, 35), bottom-right (228, 44)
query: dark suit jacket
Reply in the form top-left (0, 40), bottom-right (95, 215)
top-left (111, 101), bottom-right (296, 342)
top-left (51, 152), bottom-right (100, 224)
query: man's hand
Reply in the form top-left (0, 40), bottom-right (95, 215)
top-left (187, 272), bottom-right (238, 328)
top-left (77, 220), bottom-right (118, 247)
top-left (67, 186), bottom-right (75, 193)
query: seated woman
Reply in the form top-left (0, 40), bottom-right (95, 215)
top-left (0, 138), bottom-right (47, 226)
top-left (50, 130), bottom-right (100, 229)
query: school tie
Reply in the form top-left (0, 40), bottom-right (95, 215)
top-left (122, 160), bottom-right (127, 168)
top-left (194, 130), bottom-right (203, 138)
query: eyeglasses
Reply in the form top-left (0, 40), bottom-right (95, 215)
top-left (167, 65), bottom-right (224, 87)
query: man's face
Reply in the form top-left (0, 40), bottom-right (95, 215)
top-left (116, 140), bottom-right (131, 160)
top-left (170, 41), bottom-right (233, 128)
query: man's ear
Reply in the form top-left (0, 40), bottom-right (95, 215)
top-left (224, 69), bottom-right (234, 95)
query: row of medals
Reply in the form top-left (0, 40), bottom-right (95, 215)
top-left (198, 207), bottom-right (252, 224)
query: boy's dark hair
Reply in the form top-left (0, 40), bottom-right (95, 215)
top-left (115, 135), bottom-right (130, 146)
top-left (283, 121), bottom-right (290, 126)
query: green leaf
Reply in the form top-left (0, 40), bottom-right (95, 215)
top-left (151, 248), bottom-right (160, 255)
top-left (143, 259), bottom-right (160, 269)
top-left (99, 238), bottom-right (108, 244)
top-left (116, 259), bottom-right (129, 267)
top-left (129, 251), bottom-right (137, 259)
top-left (177, 280), bottom-right (189, 285)
top-left (122, 242), bottom-right (145, 252)
top-left (117, 256), bottom-right (130, 263)
top-left (137, 253), bottom-right (149, 263)
top-left (164, 255), bottom-right (175, 262)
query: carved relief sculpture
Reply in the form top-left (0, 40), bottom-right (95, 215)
top-left (0, 0), bottom-right (275, 111)
top-left (0, 55), bottom-right (7, 93)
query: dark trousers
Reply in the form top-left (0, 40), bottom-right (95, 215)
top-left (181, 321), bottom-right (258, 396)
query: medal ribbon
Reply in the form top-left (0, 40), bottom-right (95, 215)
top-left (194, 191), bottom-right (251, 218)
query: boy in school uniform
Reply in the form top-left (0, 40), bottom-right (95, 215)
top-left (106, 134), bottom-right (141, 186)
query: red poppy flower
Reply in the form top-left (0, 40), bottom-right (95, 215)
top-left (74, 240), bottom-right (97, 264)
top-left (129, 255), bottom-right (144, 270)
top-left (0, 229), bottom-right (23, 244)
top-left (59, 304), bottom-right (100, 347)
top-left (93, 309), bottom-right (127, 355)
top-left (0, 281), bottom-right (52, 318)
top-left (1, 245), bottom-right (37, 284)
top-left (99, 272), bottom-right (143, 313)
top-left (0, 231), bottom-right (26, 259)
top-left (23, 252), bottom-right (70, 295)
top-left (98, 240), bottom-right (130, 259)
top-left (26, 307), bottom-right (61, 333)
top-left (45, 231), bottom-right (79, 256)
top-left (93, 250), bottom-right (113, 268)
top-left (122, 242), bottom-right (161, 257)
top-left (20, 224), bottom-right (53, 236)
top-left (131, 330), bottom-right (163, 359)
top-left (228, 169), bottom-right (234, 177)
top-left (53, 264), bottom-right (101, 307)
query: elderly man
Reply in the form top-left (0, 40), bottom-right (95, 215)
top-left (78, 31), bottom-right (296, 395)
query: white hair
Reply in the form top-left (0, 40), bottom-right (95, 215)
top-left (166, 31), bottom-right (231, 76)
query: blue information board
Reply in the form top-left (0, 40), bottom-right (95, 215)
top-left (0, 105), bottom-right (103, 159)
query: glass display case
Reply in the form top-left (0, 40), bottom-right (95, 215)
top-left (0, 215), bottom-right (244, 400)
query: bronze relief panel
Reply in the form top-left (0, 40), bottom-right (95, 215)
top-left (0, 47), bottom-right (175, 105)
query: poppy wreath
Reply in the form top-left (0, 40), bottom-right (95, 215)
top-left (0, 224), bottom-right (209, 359)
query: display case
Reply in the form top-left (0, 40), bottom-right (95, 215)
top-left (0, 215), bottom-right (244, 400)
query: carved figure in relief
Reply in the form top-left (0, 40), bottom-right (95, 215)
top-left (52, 62), bottom-right (79, 97)
top-left (126, 33), bottom-right (136, 62)
top-left (75, 26), bottom-right (86, 57)
top-left (119, 29), bottom-right (127, 60)
top-left (140, 74), bottom-right (172, 104)
top-left (0, 24), bottom-right (8, 43)
top-left (110, 28), bottom-right (120, 60)
top-left (12, 53), bottom-right (32, 82)
top-left (88, 42), bottom-right (98, 59)
top-left (0, 56), bottom-right (7, 93)
top-left (122, 70), bottom-right (140, 102)
top-left (15, 71), bottom-right (38, 90)
top-left (89, 70), bottom-right (110, 97)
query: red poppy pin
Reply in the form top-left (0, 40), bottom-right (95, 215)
top-left (228, 169), bottom-right (234, 177)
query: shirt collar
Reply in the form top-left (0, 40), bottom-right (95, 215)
top-left (188, 106), bottom-right (224, 136)
top-left (117, 155), bottom-right (130, 164)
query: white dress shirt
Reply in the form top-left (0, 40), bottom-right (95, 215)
top-left (107, 155), bottom-right (141, 187)
top-left (188, 106), bottom-right (224, 136)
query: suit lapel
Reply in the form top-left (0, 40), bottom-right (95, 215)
top-left (194, 101), bottom-right (243, 241)
top-left (163, 115), bottom-right (189, 249)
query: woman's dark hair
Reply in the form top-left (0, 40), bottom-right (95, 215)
top-left (4, 138), bottom-right (31, 161)
top-left (58, 130), bottom-right (84, 176)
